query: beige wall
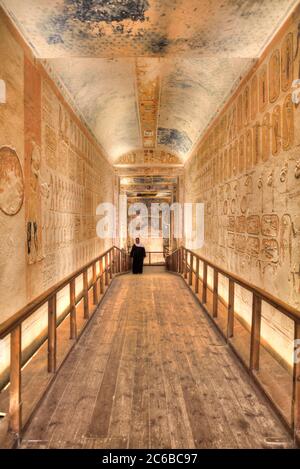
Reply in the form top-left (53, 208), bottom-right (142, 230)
top-left (184, 12), bottom-right (300, 368)
top-left (0, 11), bottom-right (115, 382)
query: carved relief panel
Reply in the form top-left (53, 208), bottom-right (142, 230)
top-left (262, 113), bottom-right (270, 161)
top-left (246, 129), bottom-right (252, 170)
top-left (251, 75), bottom-right (258, 120)
top-left (281, 32), bottom-right (294, 92)
top-left (282, 94), bottom-right (294, 150)
top-left (252, 122), bottom-right (260, 165)
top-left (272, 105), bottom-right (281, 156)
top-left (243, 86), bottom-right (250, 127)
top-left (259, 65), bottom-right (268, 112)
top-left (269, 50), bottom-right (281, 103)
top-left (237, 94), bottom-right (243, 131)
top-left (239, 135), bottom-right (245, 174)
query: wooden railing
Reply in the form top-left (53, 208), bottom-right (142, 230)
top-left (144, 251), bottom-right (165, 266)
top-left (0, 246), bottom-right (130, 437)
top-left (166, 246), bottom-right (300, 443)
top-left (127, 249), bottom-right (166, 266)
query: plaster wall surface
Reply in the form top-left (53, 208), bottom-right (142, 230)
top-left (184, 12), bottom-right (300, 368)
top-left (0, 12), bottom-right (115, 381)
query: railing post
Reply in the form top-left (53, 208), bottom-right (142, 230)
top-left (83, 269), bottom-right (89, 319)
top-left (202, 261), bottom-right (207, 304)
top-left (127, 254), bottom-right (130, 271)
top-left (149, 252), bottom-right (151, 266)
top-left (9, 325), bottom-right (22, 435)
top-left (120, 251), bottom-right (124, 272)
top-left (105, 254), bottom-right (109, 285)
top-left (184, 249), bottom-right (188, 279)
top-left (189, 253), bottom-right (193, 286)
top-left (117, 249), bottom-right (120, 273)
top-left (227, 279), bottom-right (235, 339)
top-left (119, 251), bottom-right (122, 273)
top-left (92, 262), bottom-right (99, 305)
top-left (113, 247), bottom-right (117, 274)
top-left (70, 279), bottom-right (77, 340)
top-left (212, 269), bottom-right (218, 318)
top-left (180, 247), bottom-right (183, 274)
top-left (250, 293), bottom-right (262, 371)
top-left (195, 257), bottom-right (199, 294)
top-left (292, 321), bottom-right (300, 441)
top-left (48, 294), bottom-right (57, 373)
top-left (100, 258), bottom-right (104, 293)
top-left (111, 248), bottom-right (115, 275)
top-left (109, 250), bottom-right (113, 279)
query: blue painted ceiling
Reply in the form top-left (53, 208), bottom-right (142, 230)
top-left (0, 0), bottom-right (298, 162)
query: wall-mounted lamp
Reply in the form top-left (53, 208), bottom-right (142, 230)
top-left (0, 79), bottom-right (6, 104)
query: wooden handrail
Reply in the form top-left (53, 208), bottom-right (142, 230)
top-left (0, 245), bottom-right (130, 438)
top-left (166, 246), bottom-right (300, 442)
top-left (0, 246), bottom-right (127, 340)
top-left (182, 248), bottom-right (300, 322)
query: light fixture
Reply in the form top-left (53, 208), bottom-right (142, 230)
top-left (0, 79), bottom-right (6, 104)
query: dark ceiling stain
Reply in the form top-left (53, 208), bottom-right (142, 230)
top-left (158, 127), bottom-right (192, 154)
top-left (47, 33), bottom-right (64, 44)
top-left (148, 34), bottom-right (169, 54)
top-left (59, 0), bottom-right (150, 26)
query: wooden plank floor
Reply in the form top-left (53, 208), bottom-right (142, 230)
top-left (20, 267), bottom-right (293, 449)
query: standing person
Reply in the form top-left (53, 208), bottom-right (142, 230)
top-left (130, 238), bottom-right (146, 274)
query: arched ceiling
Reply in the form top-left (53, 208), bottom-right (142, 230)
top-left (1, 0), bottom-right (298, 163)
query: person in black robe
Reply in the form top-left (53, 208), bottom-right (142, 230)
top-left (130, 238), bottom-right (146, 274)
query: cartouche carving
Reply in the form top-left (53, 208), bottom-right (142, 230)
top-left (281, 32), bottom-right (293, 92)
top-left (272, 105), bottom-right (281, 156)
top-left (259, 65), bottom-right (268, 112)
top-left (269, 49), bottom-right (280, 103)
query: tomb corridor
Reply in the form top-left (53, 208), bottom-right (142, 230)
top-left (0, 0), bottom-right (300, 450)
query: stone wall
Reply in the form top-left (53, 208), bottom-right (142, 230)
top-left (184, 11), bottom-right (300, 368)
top-left (0, 10), bottom-right (115, 382)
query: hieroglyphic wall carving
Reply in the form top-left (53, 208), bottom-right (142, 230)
top-left (0, 11), bottom-right (115, 381)
top-left (38, 79), bottom-right (114, 295)
top-left (184, 18), bottom-right (300, 367)
top-left (0, 14), bottom-right (27, 325)
top-left (116, 148), bottom-right (182, 165)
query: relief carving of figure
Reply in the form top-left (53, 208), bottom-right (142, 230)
top-left (280, 214), bottom-right (294, 268)
top-left (282, 94), bottom-right (294, 150)
top-left (27, 142), bottom-right (45, 264)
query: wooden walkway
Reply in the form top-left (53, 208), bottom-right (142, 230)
top-left (20, 268), bottom-right (293, 449)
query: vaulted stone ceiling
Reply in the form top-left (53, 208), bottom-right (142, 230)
top-left (1, 0), bottom-right (298, 163)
